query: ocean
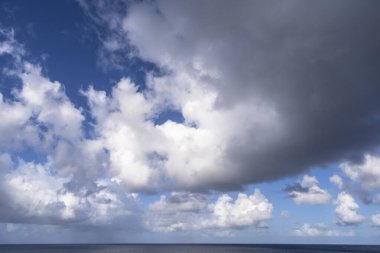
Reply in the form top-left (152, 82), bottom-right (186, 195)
top-left (0, 244), bottom-right (379, 253)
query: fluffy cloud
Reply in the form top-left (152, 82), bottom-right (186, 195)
top-left (335, 192), bottom-right (364, 226)
top-left (18, 63), bottom-right (84, 142)
top-left (285, 175), bottom-right (331, 205)
top-left (341, 155), bottom-right (380, 190)
top-left (371, 213), bottom-right (380, 227)
top-left (330, 174), bottom-right (344, 189)
top-left (147, 189), bottom-right (273, 232)
top-left (0, 93), bottom-right (37, 150)
top-left (85, 80), bottom-right (162, 191)
top-left (295, 223), bottom-right (354, 237)
top-left (0, 156), bottom-right (140, 228)
top-left (85, 73), bottom-right (277, 191)
top-left (0, 32), bottom-right (142, 231)
top-left (0, 46), bottom-right (85, 153)
top-left (202, 190), bottom-right (273, 229)
top-left (3, 61), bottom-right (107, 191)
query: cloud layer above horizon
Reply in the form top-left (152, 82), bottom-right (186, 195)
top-left (1, 0), bottom-right (380, 243)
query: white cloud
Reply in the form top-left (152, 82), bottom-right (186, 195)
top-left (295, 223), bottom-right (354, 237)
top-left (371, 213), bottom-right (380, 227)
top-left (0, 61), bottom-right (85, 154)
top-left (0, 28), bottom-right (24, 62)
top-left (2, 60), bottom-right (108, 190)
top-left (287, 175), bottom-right (331, 205)
top-left (330, 174), bottom-right (344, 189)
top-left (0, 35), bottom-right (140, 229)
top-left (4, 159), bottom-right (79, 221)
top-left (85, 80), bottom-right (162, 191)
top-left (18, 64), bottom-right (84, 142)
top-left (147, 189), bottom-right (273, 232)
top-left (0, 91), bottom-right (39, 151)
top-left (341, 154), bottom-right (380, 190)
top-left (84, 72), bottom-right (280, 191)
top-left (202, 190), bottom-right (273, 229)
top-left (335, 192), bottom-right (365, 226)
top-left (0, 157), bottom-right (139, 227)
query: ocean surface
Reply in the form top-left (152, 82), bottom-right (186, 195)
top-left (0, 244), bottom-right (379, 253)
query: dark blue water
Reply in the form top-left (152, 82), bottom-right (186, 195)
top-left (0, 244), bottom-right (379, 253)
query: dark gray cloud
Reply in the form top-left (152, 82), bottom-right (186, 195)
top-left (284, 183), bottom-right (309, 195)
top-left (103, 0), bottom-right (380, 189)
top-left (210, 0), bottom-right (380, 185)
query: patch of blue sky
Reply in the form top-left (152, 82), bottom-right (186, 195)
top-left (0, 0), bottom-right (159, 103)
top-left (10, 147), bottom-right (48, 165)
top-left (153, 108), bottom-right (185, 125)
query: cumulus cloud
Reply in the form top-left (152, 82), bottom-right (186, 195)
top-left (2, 0), bottom-right (380, 239)
top-left (338, 155), bottom-right (380, 205)
top-left (202, 190), bottom-right (273, 229)
top-left (341, 155), bottom-right (380, 190)
top-left (285, 175), bottom-right (331, 205)
top-left (371, 213), bottom-right (380, 227)
top-left (79, 0), bottom-right (380, 191)
top-left (147, 189), bottom-right (273, 232)
top-left (0, 156), bottom-right (141, 228)
top-left (2, 61), bottom-right (108, 191)
top-left (330, 174), bottom-right (344, 189)
top-left (84, 80), bottom-right (162, 192)
top-left (85, 75), bottom-right (262, 191)
top-left (0, 95), bottom-right (36, 150)
top-left (294, 223), bottom-right (354, 237)
top-left (335, 192), bottom-right (365, 226)
top-left (0, 31), bottom-right (143, 232)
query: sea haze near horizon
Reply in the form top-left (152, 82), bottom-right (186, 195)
top-left (0, 244), bottom-right (379, 253)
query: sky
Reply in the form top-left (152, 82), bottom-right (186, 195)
top-left (1, 0), bottom-right (380, 244)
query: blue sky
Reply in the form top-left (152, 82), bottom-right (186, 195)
top-left (1, 0), bottom-right (380, 244)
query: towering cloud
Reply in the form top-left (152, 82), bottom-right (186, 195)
top-left (79, 0), bottom-right (380, 190)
